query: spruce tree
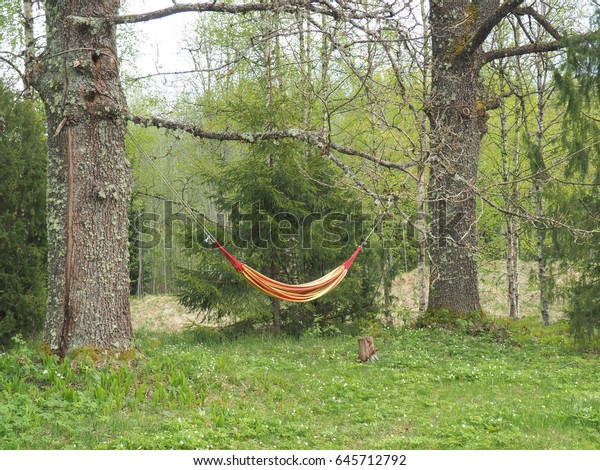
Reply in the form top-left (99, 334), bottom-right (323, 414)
top-left (553, 21), bottom-right (600, 346)
top-left (0, 87), bottom-right (47, 345)
top-left (178, 138), bottom-right (381, 334)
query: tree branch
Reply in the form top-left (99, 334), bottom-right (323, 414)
top-left (115, 1), bottom-right (294, 24)
top-left (126, 113), bottom-right (416, 173)
top-left (0, 54), bottom-right (25, 82)
top-left (456, 0), bottom-right (526, 60)
top-left (113, 0), bottom-right (391, 25)
top-left (482, 39), bottom-right (562, 64)
top-left (482, 20), bottom-right (600, 64)
top-left (514, 6), bottom-right (562, 41)
top-left (133, 190), bottom-right (221, 227)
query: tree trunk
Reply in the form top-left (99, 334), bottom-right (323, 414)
top-left (22, 0), bottom-right (35, 100)
top-left (506, 215), bottom-right (520, 319)
top-left (426, 0), bottom-right (487, 316)
top-left (377, 225), bottom-right (393, 326)
top-left (270, 260), bottom-right (282, 332)
top-left (417, 0), bottom-right (430, 317)
top-left (358, 336), bottom-right (378, 362)
top-left (137, 209), bottom-right (144, 298)
top-left (162, 218), bottom-right (169, 294)
top-left (417, 160), bottom-right (427, 316)
top-left (36, 0), bottom-right (133, 356)
top-left (500, 76), bottom-right (521, 320)
top-left (535, 186), bottom-right (550, 325)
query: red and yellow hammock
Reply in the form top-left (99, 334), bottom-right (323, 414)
top-left (214, 242), bottom-right (363, 302)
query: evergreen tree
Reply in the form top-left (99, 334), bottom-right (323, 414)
top-left (178, 137), bottom-right (381, 334)
top-left (0, 86), bottom-right (47, 345)
top-left (553, 19), bottom-right (600, 346)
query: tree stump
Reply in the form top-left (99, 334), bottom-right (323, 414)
top-left (358, 336), bottom-right (378, 362)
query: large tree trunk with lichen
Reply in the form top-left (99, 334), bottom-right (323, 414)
top-left (35, 0), bottom-right (133, 356)
top-left (426, 0), bottom-right (492, 316)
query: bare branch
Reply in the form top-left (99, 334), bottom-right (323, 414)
top-left (0, 54), bottom-right (25, 82)
top-left (325, 153), bottom-right (425, 236)
top-left (126, 113), bottom-right (416, 173)
top-left (482, 39), bottom-right (562, 64)
top-left (326, 152), bottom-right (381, 200)
top-left (113, 1), bottom-right (391, 25)
top-left (116, 1), bottom-right (290, 24)
top-left (134, 190), bottom-right (221, 226)
top-left (514, 6), bottom-right (562, 41)
top-left (453, 169), bottom-right (598, 236)
top-left (483, 27), bottom-right (599, 65)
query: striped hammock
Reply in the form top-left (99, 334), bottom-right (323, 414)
top-left (214, 242), bottom-right (363, 302)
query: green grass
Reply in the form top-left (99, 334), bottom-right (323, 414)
top-left (1, 321), bottom-right (599, 450)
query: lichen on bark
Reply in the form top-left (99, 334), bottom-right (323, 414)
top-left (37, 0), bottom-right (134, 356)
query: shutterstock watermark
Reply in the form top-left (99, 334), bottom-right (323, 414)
top-left (132, 200), bottom-right (468, 251)
top-left (132, 201), bottom-right (400, 251)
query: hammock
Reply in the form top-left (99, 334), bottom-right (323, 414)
top-left (214, 241), bottom-right (363, 302)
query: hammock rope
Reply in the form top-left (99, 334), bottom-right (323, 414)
top-left (128, 129), bottom-right (388, 302)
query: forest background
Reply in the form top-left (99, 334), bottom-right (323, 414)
top-left (0, 0), bottom-right (599, 345)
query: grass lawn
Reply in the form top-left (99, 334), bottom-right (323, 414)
top-left (1, 316), bottom-right (599, 450)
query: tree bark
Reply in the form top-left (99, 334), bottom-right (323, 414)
top-left (426, 0), bottom-right (491, 315)
top-left (500, 69), bottom-right (521, 320)
top-left (22, 0), bottom-right (36, 100)
top-left (358, 336), bottom-right (378, 362)
top-left (36, 0), bottom-right (133, 356)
